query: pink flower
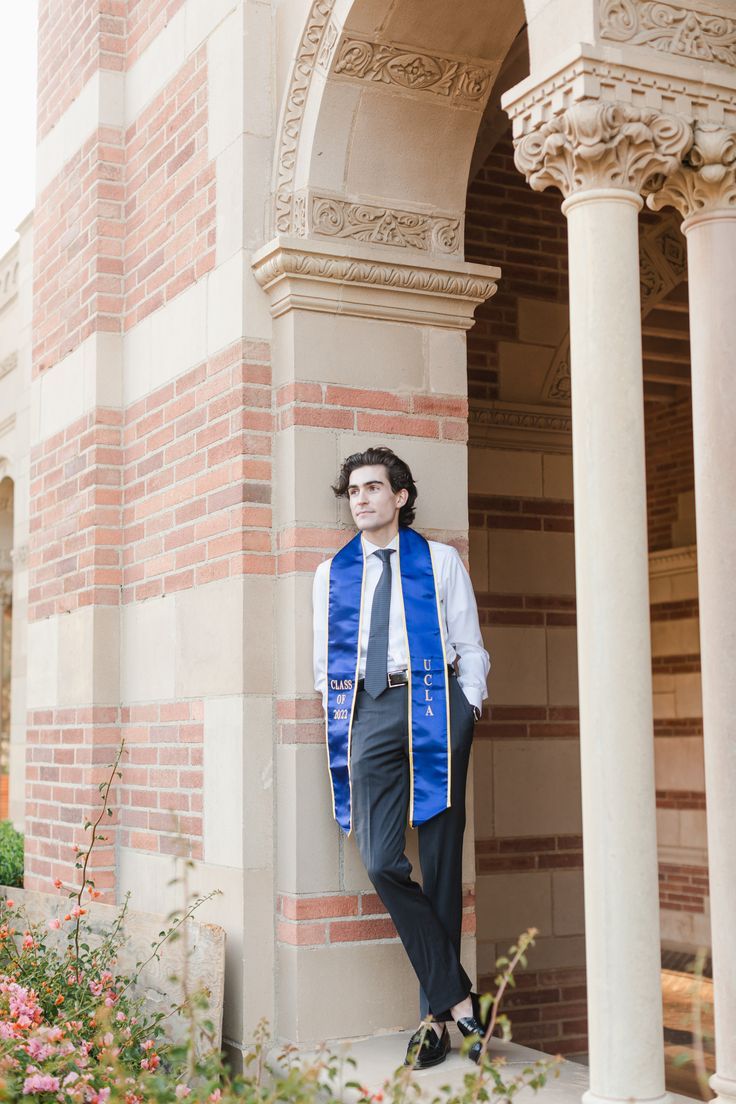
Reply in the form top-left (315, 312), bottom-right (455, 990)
top-left (53, 878), bottom-right (63, 889)
top-left (47, 918), bottom-right (61, 930)
top-left (23, 1073), bottom-right (60, 1093)
top-left (70, 906), bottom-right (86, 918)
top-left (5, 900), bottom-right (13, 909)
top-left (209, 1091), bottom-right (222, 1103)
top-left (175, 1087), bottom-right (191, 1099)
top-left (22, 934), bottom-right (35, 950)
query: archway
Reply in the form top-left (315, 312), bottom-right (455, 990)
top-left (260, 0), bottom-right (534, 1042)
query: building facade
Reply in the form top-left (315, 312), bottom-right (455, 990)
top-left (0, 2), bottom-right (735, 1102)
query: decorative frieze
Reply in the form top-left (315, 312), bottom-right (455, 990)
top-left (333, 37), bottom-right (491, 107)
top-left (514, 101), bottom-right (692, 197)
top-left (274, 0), bottom-right (336, 234)
top-left (648, 544), bottom-right (697, 578)
top-left (649, 122), bottom-right (736, 218)
top-left (252, 237), bottom-right (499, 329)
top-left (305, 195), bottom-right (462, 253)
top-left (600, 0), bottom-right (736, 68)
top-left (469, 402), bottom-right (572, 453)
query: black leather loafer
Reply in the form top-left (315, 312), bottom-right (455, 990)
top-left (456, 1015), bottom-right (486, 1064)
top-left (404, 1022), bottom-right (450, 1069)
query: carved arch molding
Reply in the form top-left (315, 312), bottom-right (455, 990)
top-left (272, 0), bottom-right (515, 251)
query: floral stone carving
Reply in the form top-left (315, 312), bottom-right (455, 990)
top-left (601, 0), bottom-right (736, 68)
top-left (514, 101), bottom-right (693, 198)
top-left (309, 196), bottom-right (461, 253)
top-left (649, 122), bottom-right (736, 218)
top-left (334, 38), bottom-right (491, 106)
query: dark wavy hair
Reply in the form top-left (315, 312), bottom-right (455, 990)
top-left (332, 447), bottom-right (418, 527)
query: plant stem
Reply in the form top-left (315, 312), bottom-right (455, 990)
top-left (73, 741), bottom-right (126, 969)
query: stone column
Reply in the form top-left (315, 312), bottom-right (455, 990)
top-left (650, 125), bottom-right (736, 1104)
top-left (253, 235), bottom-right (498, 1041)
top-left (511, 102), bottom-right (692, 1104)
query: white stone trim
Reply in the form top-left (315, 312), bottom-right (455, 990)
top-left (658, 843), bottom-right (709, 868)
top-left (29, 332), bottom-right (123, 447)
top-left (35, 0), bottom-right (240, 193)
top-left (36, 69), bottom-right (125, 194)
top-left (125, 0), bottom-right (237, 123)
top-left (252, 236), bottom-right (499, 329)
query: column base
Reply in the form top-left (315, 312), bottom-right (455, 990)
top-left (710, 1074), bottom-right (736, 1104)
top-left (582, 1093), bottom-right (670, 1104)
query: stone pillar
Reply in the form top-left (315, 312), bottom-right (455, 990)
top-left (509, 101), bottom-right (692, 1104)
top-left (253, 235), bottom-right (498, 1041)
top-left (650, 125), bottom-right (736, 1104)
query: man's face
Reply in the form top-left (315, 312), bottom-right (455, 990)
top-left (347, 465), bottom-right (408, 534)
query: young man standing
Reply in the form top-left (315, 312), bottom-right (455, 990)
top-left (312, 446), bottom-right (491, 1068)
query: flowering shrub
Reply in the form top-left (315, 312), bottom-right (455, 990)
top-left (0, 742), bottom-right (560, 1102)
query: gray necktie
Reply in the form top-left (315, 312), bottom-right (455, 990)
top-left (364, 549), bottom-right (395, 699)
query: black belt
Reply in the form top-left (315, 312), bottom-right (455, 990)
top-left (357, 665), bottom-right (455, 692)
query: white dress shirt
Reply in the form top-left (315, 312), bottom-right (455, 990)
top-left (312, 533), bottom-right (490, 711)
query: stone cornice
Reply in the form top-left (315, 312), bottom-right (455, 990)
top-left (469, 401), bottom-right (572, 452)
top-left (600, 0), bottom-right (736, 69)
top-left (648, 122), bottom-right (736, 218)
top-left (251, 237), bottom-right (500, 329)
top-left (514, 101), bottom-right (692, 197)
top-left (502, 44), bottom-right (736, 140)
top-left (648, 544), bottom-right (697, 577)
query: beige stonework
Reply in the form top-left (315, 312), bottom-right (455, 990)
top-left (2, 0), bottom-right (734, 1087)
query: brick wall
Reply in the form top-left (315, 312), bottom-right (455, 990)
top-left (33, 130), bottom-right (125, 377)
top-left (37, 1), bottom-right (125, 141)
top-left (127, 0), bottom-right (186, 66)
top-left (123, 46), bottom-right (216, 330)
top-left (122, 339), bottom-right (273, 602)
top-left (29, 4), bottom-right (229, 890)
top-left (28, 409), bottom-right (123, 620)
top-left (465, 135), bottom-right (568, 403)
top-left (645, 397), bottom-right (695, 552)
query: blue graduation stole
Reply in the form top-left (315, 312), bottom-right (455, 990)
top-left (325, 526), bottom-right (451, 833)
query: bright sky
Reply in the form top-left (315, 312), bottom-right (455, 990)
top-left (0, 2), bottom-right (39, 257)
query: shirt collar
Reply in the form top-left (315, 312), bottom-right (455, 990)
top-left (362, 533), bottom-right (399, 557)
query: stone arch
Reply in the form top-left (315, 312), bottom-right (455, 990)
top-left (273, 0), bottom-right (529, 253)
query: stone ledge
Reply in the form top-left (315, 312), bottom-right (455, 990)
top-left (252, 237), bottom-right (500, 330)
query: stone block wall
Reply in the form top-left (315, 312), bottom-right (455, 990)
top-left (27, 0), bottom-right (277, 1060)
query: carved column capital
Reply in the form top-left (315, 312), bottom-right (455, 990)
top-left (648, 122), bottom-right (736, 222)
top-left (514, 101), bottom-right (693, 199)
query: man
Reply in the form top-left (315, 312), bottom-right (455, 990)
top-left (312, 446), bottom-right (491, 1068)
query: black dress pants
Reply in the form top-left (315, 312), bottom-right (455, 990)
top-left (350, 672), bottom-right (475, 1020)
